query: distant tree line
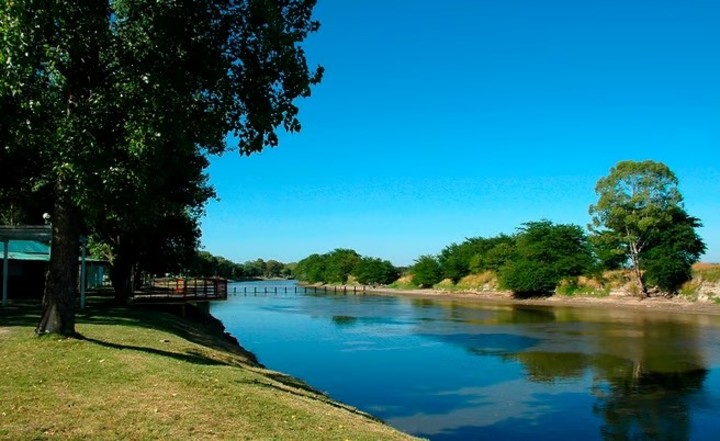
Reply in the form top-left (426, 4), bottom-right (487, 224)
top-left (185, 252), bottom-right (293, 281)
top-left (294, 249), bottom-right (399, 286)
top-left (411, 160), bottom-right (706, 297)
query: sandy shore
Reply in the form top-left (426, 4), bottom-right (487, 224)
top-left (338, 285), bottom-right (720, 317)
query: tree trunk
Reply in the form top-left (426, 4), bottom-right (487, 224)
top-left (628, 240), bottom-right (646, 298)
top-left (110, 236), bottom-right (133, 304)
top-left (36, 179), bottom-right (80, 336)
top-left (110, 252), bottom-right (133, 304)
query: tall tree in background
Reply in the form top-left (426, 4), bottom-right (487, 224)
top-left (589, 160), bottom-right (704, 296)
top-left (1, 0), bottom-right (322, 335)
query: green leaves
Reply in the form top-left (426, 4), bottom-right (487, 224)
top-left (352, 257), bottom-right (398, 285)
top-left (589, 160), bottom-right (704, 294)
top-left (499, 221), bottom-right (592, 296)
top-left (412, 255), bottom-right (442, 288)
top-left (2, 1), bottom-right (323, 323)
top-left (295, 249), bottom-right (363, 284)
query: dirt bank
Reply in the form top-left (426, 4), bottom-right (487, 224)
top-left (342, 285), bottom-right (720, 317)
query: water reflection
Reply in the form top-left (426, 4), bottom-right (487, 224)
top-left (403, 301), bottom-right (713, 439)
top-left (331, 315), bottom-right (358, 326)
top-left (214, 285), bottom-right (720, 440)
top-left (594, 367), bottom-right (706, 440)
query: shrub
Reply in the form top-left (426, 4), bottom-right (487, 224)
top-left (433, 278), bottom-right (456, 291)
top-left (389, 275), bottom-right (416, 290)
top-left (500, 260), bottom-right (558, 296)
top-left (456, 271), bottom-right (498, 291)
top-left (412, 255), bottom-right (443, 288)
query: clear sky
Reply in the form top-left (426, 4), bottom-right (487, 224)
top-left (200, 0), bottom-right (720, 266)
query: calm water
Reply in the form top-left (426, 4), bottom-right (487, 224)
top-left (211, 281), bottom-right (720, 440)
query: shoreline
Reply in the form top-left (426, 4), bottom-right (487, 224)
top-left (305, 284), bottom-right (720, 317)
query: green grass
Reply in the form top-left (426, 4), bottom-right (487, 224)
top-left (556, 284), bottom-right (610, 298)
top-left (0, 300), bottom-right (419, 441)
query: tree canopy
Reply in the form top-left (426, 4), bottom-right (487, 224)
top-left (294, 249), bottom-right (393, 285)
top-left (589, 160), bottom-right (704, 295)
top-left (352, 257), bottom-right (399, 286)
top-left (499, 220), bottom-right (593, 296)
top-left (1, 0), bottom-right (322, 335)
top-left (412, 255), bottom-right (443, 288)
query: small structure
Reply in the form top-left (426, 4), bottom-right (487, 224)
top-left (1, 225), bottom-right (105, 306)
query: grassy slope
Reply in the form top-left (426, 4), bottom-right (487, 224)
top-left (0, 302), bottom-right (418, 441)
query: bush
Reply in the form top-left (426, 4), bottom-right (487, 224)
top-left (500, 260), bottom-right (558, 296)
top-left (456, 271), bottom-right (498, 291)
top-left (412, 255), bottom-right (443, 288)
top-left (433, 278), bottom-right (456, 291)
top-left (352, 257), bottom-right (398, 285)
top-left (642, 248), bottom-right (693, 294)
top-left (389, 275), bottom-right (416, 290)
top-left (498, 220), bottom-right (593, 296)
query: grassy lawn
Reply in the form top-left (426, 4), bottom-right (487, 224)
top-left (0, 300), bottom-right (419, 441)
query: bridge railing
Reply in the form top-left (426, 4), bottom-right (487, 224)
top-left (131, 277), bottom-right (228, 303)
top-left (230, 285), bottom-right (367, 296)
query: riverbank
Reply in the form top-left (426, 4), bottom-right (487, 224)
top-left (306, 284), bottom-right (720, 317)
top-left (0, 301), bottom-right (419, 440)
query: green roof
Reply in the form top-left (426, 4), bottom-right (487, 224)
top-left (5, 240), bottom-right (50, 261)
top-left (3, 240), bottom-right (105, 263)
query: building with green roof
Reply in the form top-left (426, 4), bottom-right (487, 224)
top-left (2, 227), bottom-right (106, 303)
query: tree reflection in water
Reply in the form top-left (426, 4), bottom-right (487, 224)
top-left (593, 365), bottom-right (706, 440)
top-left (504, 315), bottom-right (708, 440)
top-left (591, 318), bottom-right (707, 441)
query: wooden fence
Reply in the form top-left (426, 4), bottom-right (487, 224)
top-left (130, 277), bottom-right (228, 303)
top-left (230, 285), bottom-right (367, 296)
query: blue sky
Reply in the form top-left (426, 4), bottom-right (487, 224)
top-left (200, 0), bottom-right (720, 266)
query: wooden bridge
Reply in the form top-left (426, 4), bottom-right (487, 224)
top-left (130, 278), bottom-right (228, 304)
top-left (128, 281), bottom-right (369, 304)
top-left (229, 284), bottom-right (368, 296)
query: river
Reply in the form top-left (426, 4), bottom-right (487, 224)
top-left (211, 280), bottom-right (720, 440)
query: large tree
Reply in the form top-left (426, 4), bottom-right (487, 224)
top-left (589, 160), bottom-right (704, 296)
top-left (1, 0), bottom-right (322, 335)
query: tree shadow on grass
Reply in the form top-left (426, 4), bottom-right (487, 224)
top-left (2, 298), bottom-right (259, 366)
top-left (0, 300), bottom-right (41, 327)
top-left (77, 335), bottom-right (228, 367)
